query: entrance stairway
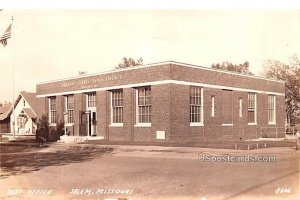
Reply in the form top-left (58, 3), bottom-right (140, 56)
top-left (58, 135), bottom-right (104, 144)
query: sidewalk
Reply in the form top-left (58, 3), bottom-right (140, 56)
top-left (47, 142), bottom-right (297, 160)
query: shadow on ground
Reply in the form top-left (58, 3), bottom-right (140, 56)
top-left (0, 144), bottom-right (113, 179)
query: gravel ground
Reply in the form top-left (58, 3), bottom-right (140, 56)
top-left (0, 143), bottom-right (299, 200)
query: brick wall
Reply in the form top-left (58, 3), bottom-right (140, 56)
top-left (133, 84), bottom-right (171, 142)
top-left (36, 62), bottom-right (286, 142)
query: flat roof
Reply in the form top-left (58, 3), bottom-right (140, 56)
top-left (37, 61), bottom-right (285, 85)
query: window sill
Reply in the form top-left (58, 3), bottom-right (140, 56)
top-left (65, 123), bottom-right (74, 127)
top-left (222, 124), bottom-right (233, 126)
top-left (109, 123), bottom-right (123, 127)
top-left (190, 122), bottom-right (204, 127)
top-left (248, 123), bottom-right (257, 125)
top-left (268, 122), bottom-right (276, 125)
top-left (135, 123), bottom-right (151, 127)
top-left (49, 123), bottom-right (57, 126)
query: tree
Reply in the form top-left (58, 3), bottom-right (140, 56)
top-left (36, 114), bottom-right (65, 143)
top-left (262, 54), bottom-right (300, 125)
top-left (211, 61), bottom-right (253, 75)
top-left (78, 71), bottom-right (87, 75)
top-left (116, 57), bottom-right (143, 69)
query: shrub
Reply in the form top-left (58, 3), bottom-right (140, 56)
top-left (36, 114), bottom-right (65, 142)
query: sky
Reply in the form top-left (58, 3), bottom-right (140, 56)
top-left (0, 7), bottom-right (299, 103)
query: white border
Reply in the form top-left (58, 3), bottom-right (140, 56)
top-left (110, 91), bottom-right (124, 127)
top-left (135, 88), bottom-right (152, 127)
top-left (190, 87), bottom-right (204, 127)
top-left (248, 93), bottom-right (257, 125)
top-left (37, 79), bottom-right (285, 98)
top-left (48, 97), bottom-right (57, 126)
top-left (211, 96), bottom-right (215, 117)
top-left (268, 95), bottom-right (276, 125)
top-left (239, 98), bottom-right (243, 118)
top-left (222, 124), bottom-right (233, 126)
top-left (3, 1), bottom-right (300, 10)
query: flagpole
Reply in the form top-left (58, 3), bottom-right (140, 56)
top-left (11, 16), bottom-right (15, 140)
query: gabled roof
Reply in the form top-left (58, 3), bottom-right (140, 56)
top-left (23, 108), bottom-right (37, 118)
top-left (0, 104), bottom-right (11, 114)
top-left (20, 91), bottom-right (37, 113)
top-left (0, 104), bottom-right (12, 120)
top-left (0, 91), bottom-right (37, 121)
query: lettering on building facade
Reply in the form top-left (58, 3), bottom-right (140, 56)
top-left (61, 74), bottom-right (122, 88)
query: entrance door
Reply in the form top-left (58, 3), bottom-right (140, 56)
top-left (88, 111), bottom-right (97, 136)
top-left (79, 111), bottom-right (88, 136)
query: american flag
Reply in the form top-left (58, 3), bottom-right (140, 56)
top-left (0, 24), bottom-right (11, 47)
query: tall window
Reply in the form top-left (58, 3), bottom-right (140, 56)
top-left (248, 93), bottom-right (256, 124)
top-left (137, 87), bottom-right (151, 124)
top-left (66, 95), bottom-right (74, 123)
top-left (239, 98), bottom-right (243, 117)
top-left (268, 95), bottom-right (276, 124)
top-left (87, 93), bottom-right (96, 107)
top-left (111, 90), bottom-right (123, 124)
top-left (17, 117), bottom-right (25, 129)
top-left (190, 86), bottom-right (202, 124)
top-left (211, 96), bottom-right (215, 117)
top-left (49, 97), bottom-right (57, 124)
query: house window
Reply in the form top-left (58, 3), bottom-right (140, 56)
top-left (211, 96), bottom-right (215, 117)
top-left (268, 95), bottom-right (276, 124)
top-left (49, 97), bottom-right (57, 124)
top-left (111, 90), bottom-right (123, 124)
top-left (239, 98), bottom-right (243, 117)
top-left (23, 100), bottom-right (26, 107)
top-left (66, 95), bottom-right (74, 124)
top-left (190, 86), bottom-right (203, 124)
top-left (87, 93), bottom-right (96, 107)
top-left (17, 117), bottom-right (25, 129)
top-left (136, 87), bottom-right (151, 124)
top-left (248, 93), bottom-right (256, 124)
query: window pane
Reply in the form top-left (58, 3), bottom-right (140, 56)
top-left (268, 95), bottom-right (276, 123)
top-left (137, 87), bottom-right (151, 123)
top-left (190, 87), bottom-right (202, 123)
top-left (248, 93), bottom-right (256, 123)
top-left (112, 90), bottom-right (123, 123)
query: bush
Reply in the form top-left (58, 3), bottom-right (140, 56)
top-left (36, 114), bottom-right (65, 142)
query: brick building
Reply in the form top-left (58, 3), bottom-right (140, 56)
top-left (36, 61), bottom-right (285, 142)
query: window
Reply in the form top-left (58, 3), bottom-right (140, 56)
top-left (111, 90), bottom-right (123, 124)
top-left (211, 96), bottom-right (215, 117)
top-left (190, 86), bottom-right (203, 124)
top-left (66, 95), bottom-right (74, 124)
top-left (136, 87), bottom-right (151, 124)
top-left (49, 97), bottom-right (57, 124)
top-left (23, 100), bottom-right (26, 107)
top-left (87, 93), bottom-right (96, 107)
top-left (17, 117), bottom-right (25, 129)
top-left (268, 95), bottom-right (276, 124)
top-left (239, 98), bottom-right (243, 117)
top-left (248, 93), bottom-right (256, 124)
